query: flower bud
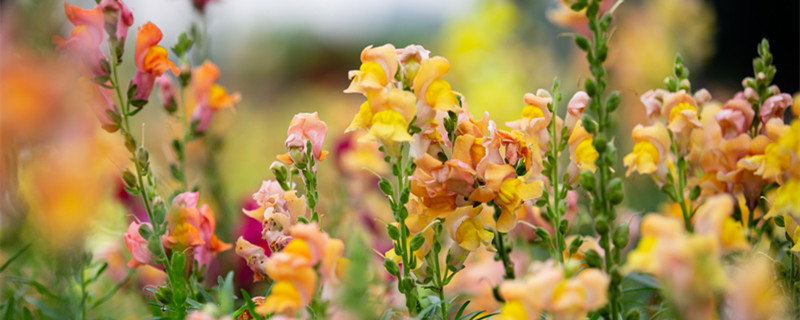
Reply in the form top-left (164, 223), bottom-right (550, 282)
top-left (403, 59), bottom-right (421, 84)
top-left (288, 147), bottom-right (306, 166)
top-left (594, 216), bottom-right (609, 234)
top-left (608, 178), bottom-right (624, 205)
top-left (383, 258), bottom-right (400, 277)
top-left (446, 245), bottom-right (468, 271)
top-left (580, 170), bottom-right (596, 191)
top-left (583, 249), bottom-right (603, 269)
top-left (568, 236), bottom-right (584, 254)
top-left (269, 161), bottom-right (289, 182)
top-left (741, 77), bottom-right (756, 89)
top-left (122, 169), bottom-right (138, 188)
top-left (679, 79), bottom-right (691, 91)
top-left (613, 223), bottom-right (629, 248)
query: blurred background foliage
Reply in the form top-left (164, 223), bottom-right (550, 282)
top-left (1, 0), bottom-right (797, 318)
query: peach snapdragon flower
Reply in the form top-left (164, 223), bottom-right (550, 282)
top-left (57, 0), bottom-right (133, 77)
top-left (714, 97), bottom-right (754, 139)
top-left (498, 260), bottom-right (609, 320)
top-left (506, 90), bottom-right (554, 145)
top-left (255, 223), bottom-right (347, 317)
top-left (235, 237), bottom-right (269, 281)
top-left (344, 44), bottom-right (398, 95)
top-left (625, 212), bottom-right (731, 320)
top-left (567, 121), bottom-right (598, 177)
top-left (662, 90), bottom-right (702, 151)
top-left (623, 122), bottom-right (672, 185)
top-left (412, 56), bottom-right (459, 112)
top-left (564, 91), bottom-right (589, 135)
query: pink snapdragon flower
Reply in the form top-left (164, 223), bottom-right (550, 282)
top-left (565, 91), bottom-right (589, 134)
top-left (156, 75), bottom-right (177, 112)
top-left (124, 221), bottom-right (157, 268)
top-left (714, 97), bottom-right (754, 139)
top-left (99, 0), bottom-right (134, 42)
top-left (760, 93), bottom-right (793, 124)
top-left (56, 3), bottom-right (106, 77)
top-left (284, 112), bottom-right (329, 162)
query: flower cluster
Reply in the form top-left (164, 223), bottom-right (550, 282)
top-left (624, 47), bottom-right (795, 231)
top-left (622, 40), bottom-right (797, 319)
top-left (498, 260), bottom-right (609, 320)
top-left (343, 42), bottom-right (613, 317)
top-left (235, 112), bottom-right (348, 318)
top-left (124, 192), bottom-right (231, 269)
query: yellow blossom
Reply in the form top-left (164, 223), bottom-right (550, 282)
top-left (623, 123), bottom-right (671, 182)
top-left (568, 121), bottom-right (598, 174)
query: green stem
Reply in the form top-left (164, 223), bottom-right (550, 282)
top-left (391, 145), bottom-right (417, 315)
top-left (180, 84), bottom-right (189, 191)
top-left (108, 48), bottom-right (156, 228)
top-left (549, 83), bottom-right (564, 263)
top-left (492, 205), bottom-right (515, 280)
top-left (674, 164), bottom-right (692, 231)
top-left (79, 262), bottom-right (87, 320)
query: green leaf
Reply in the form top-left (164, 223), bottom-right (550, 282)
top-left (171, 32), bottom-right (195, 57)
top-left (127, 84), bottom-right (138, 100)
top-left (92, 74), bottom-right (110, 85)
top-left (239, 289), bottom-right (265, 320)
top-left (689, 185), bottom-right (701, 201)
top-left (168, 252), bottom-right (188, 306)
top-left (217, 272), bottom-right (234, 314)
top-left (454, 301), bottom-right (471, 320)
top-left (0, 243), bottom-right (30, 274)
top-left (3, 297), bottom-right (14, 320)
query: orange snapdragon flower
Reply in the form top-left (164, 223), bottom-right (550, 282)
top-left (185, 61), bottom-right (240, 132)
top-left (130, 22), bottom-right (179, 101)
top-left (161, 192), bottom-right (231, 266)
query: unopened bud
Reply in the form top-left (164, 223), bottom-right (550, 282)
top-left (446, 245), bottom-right (468, 271)
top-left (122, 169), bottom-right (138, 188)
top-left (613, 223), bottom-right (629, 248)
top-left (288, 147), bottom-right (306, 166)
top-left (270, 161), bottom-right (289, 181)
top-left (580, 170), bottom-right (596, 191)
